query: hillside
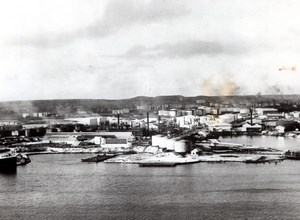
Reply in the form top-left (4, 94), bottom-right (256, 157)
top-left (0, 94), bottom-right (300, 118)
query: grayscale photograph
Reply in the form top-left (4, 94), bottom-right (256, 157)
top-left (1, 0), bottom-right (300, 219)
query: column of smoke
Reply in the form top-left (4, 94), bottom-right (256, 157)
top-left (201, 77), bottom-right (241, 96)
top-left (0, 101), bottom-right (39, 116)
top-left (201, 77), bottom-right (290, 98)
top-left (266, 85), bottom-right (293, 102)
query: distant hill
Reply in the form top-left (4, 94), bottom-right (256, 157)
top-left (0, 94), bottom-right (300, 118)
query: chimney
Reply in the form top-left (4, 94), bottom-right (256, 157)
top-left (158, 115), bottom-right (161, 134)
top-left (250, 108), bottom-right (253, 125)
top-left (147, 112), bottom-right (150, 135)
top-left (117, 114), bottom-right (120, 129)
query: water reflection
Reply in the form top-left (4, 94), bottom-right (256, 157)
top-left (0, 167), bottom-right (17, 176)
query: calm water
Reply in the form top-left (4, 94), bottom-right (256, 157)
top-left (1, 136), bottom-right (300, 220)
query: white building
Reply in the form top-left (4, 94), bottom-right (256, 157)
top-left (43, 131), bottom-right (135, 147)
top-left (255, 108), bottom-right (278, 116)
top-left (218, 114), bottom-right (236, 124)
top-left (176, 116), bottom-right (199, 128)
top-left (291, 112), bottom-right (300, 118)
top-left (237, 123), bottom-right (262, 132)
top-left (191, 148), bottom-right (202, 156)
top-left (275, 125), bottom-right (285, 133)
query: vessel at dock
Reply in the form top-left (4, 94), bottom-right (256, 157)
top-left (16, 154), bottom-right (31, 166)
top-left (244, 155), bottom-right (283, 164)
top-left (139, 162), bottom-right (177, 167)
top-left (284, 151), bottom-right (300, 160)
top-left (245, 156), bottom-right (269, 164)
top-left (81, 153), bottom-right (116, 162)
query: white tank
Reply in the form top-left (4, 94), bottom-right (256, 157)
top-left (174, 140), bottom-right (188, 153)
top-left (240, 108), bottom-right (250, 114)
top-left (166, 138), bottom-right (176, 151)
top-left (158, 136), bottom-right (168, 149)
top-left (152, 135), bottom-right (162, 146)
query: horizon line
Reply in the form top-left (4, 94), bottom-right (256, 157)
top-left (0, 93), bottom-right (299, 103)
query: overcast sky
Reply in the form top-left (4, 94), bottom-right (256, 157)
top-left (1, 0), bottom-right (300, 101)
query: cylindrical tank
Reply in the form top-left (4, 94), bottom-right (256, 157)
top-left (166, 138), bottom-right (176, 151)
top-left (158, 136), bottom-right (168, 149)
top-left (152, 135), bottom-right (162, 146)
top-left (174, 140), bottom-right (188, 153)
top-left (240, 108), bottom-right (250, 114)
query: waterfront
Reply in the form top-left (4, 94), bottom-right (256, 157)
top-left (220, 135), bottom-right (300, 151)
top-left (1, 137), bottom-right (300, 219)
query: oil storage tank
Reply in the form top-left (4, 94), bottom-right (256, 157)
top-left (240, 108), bottom-right (250, 114)
top-left (174, 140), bottom-right (188, 153)
top-left (152, 135), bottom-right (162, 146)
top-left (166, 138), bottom-right (176, 151)
top-left (158, 136), bottom-right (168, 149)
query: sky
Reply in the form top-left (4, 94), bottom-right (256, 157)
top-left (1, 0), bottom-right (300, 101)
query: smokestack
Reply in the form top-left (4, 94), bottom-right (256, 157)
top-left (158, 115), bottom-right (161, 134)
top-left (147, 112), bottom-right (149, 135)
top-left (250, 108), bottom-right (253, 125)
top-left (117, 114), bottom-right (120, 129)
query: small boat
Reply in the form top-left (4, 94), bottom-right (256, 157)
top-left (245, 156), bottom-right (269, 164)
top-left (16, 154), bottom-right (31, 166)
top-left (81, 153), bottom-right (116, 163)
top-left (285, 151), bottom-right (300, 160)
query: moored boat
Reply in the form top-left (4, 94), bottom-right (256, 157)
top-left (245, 156), bottom-right (269, 164)
top-left (285, 150), bottom-right (300, 160)
top-left (16, 154), bottom-right (31, 166)
top-left (139, 162), bottom-right (177, 167)
top-left (81, 153), bottom-right (116, 162)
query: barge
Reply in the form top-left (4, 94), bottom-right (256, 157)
top-left (81, 153), bottom-right (116, 163)
top-left (139, 162), bottom-right (177, 167)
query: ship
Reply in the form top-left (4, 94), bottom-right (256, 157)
top-left (245, 156), bottom-right (269, 164)
top-left (285, 150), bottom-right (300, 160)
top-left (81, 153), bottom-right (116, 162)
top-left (0, 148), bottom-right (17, 171)
top-left (16, 154), bottom-right (31, 166)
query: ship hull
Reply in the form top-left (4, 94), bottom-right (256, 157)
top-left (81, 154), bottom-right (116, 162)
top-left (0, 156), bottom-right (17, 171)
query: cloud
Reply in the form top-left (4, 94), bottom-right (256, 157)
top-left (11, 0), bottom-right (189, 48)
top-left (124, 40), bottom-right (247, 59)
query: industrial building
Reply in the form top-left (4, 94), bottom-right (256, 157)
top-left (22, 112), bottom-right (50, 118)
top-left (42, 131), bottom-right (135, 147)
top-left (255, 108), bottom-right (278, 116)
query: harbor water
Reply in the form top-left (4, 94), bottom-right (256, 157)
top-left (1, 136), bottom-right (300, 219)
